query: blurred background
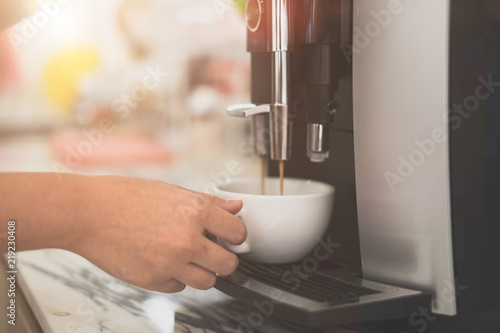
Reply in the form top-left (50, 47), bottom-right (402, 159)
top-left (0, 0), bottom-right (258, 189)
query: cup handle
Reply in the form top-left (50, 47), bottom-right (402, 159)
top-left (219, 207), bottom-right (250, 253)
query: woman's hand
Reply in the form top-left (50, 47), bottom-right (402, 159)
top-left (73, 176), bottom-right (246, 293)
top-left (1, 173), bottom-right (246, 293)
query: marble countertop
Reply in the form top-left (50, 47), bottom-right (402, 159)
top-left (16, 248), bottom-right (370, 333)
top-left (16, 249), bottom-right (312, 333)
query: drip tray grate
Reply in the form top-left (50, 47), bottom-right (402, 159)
top-left (216, 258), bottom-right (431, 327)
top-left (237, 260), bottom-right (380, 303)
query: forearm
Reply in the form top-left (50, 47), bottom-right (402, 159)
top-left (0, 172), bottom-right (246, 293)
top-left (0, 172), bottom-right (91, 252)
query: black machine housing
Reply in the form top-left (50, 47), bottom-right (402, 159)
top-left (215, 0), bottom-right (500, 331)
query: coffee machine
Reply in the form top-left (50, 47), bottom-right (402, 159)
top-left (216, 0), bottom-right (500, 331)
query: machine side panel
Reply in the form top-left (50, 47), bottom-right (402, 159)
top-left (352, 0), bottom-right (456, 315)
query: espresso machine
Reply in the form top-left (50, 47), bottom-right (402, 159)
top-left (216, 0), bottom-right (500, 331)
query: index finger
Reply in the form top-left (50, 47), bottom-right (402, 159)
top-left (173, 185), bottom-right (243, 215)
top-left (175, 187), bottom-right (247, 244)
top-left (202, 203), bottom-right (247, 245)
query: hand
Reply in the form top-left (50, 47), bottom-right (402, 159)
top-left (68, 176), bottom-right (246, 293)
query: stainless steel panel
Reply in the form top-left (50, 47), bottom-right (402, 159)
top-left (352, 0), bottom-right (456, 316)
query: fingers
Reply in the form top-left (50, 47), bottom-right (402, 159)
top-left (141, 279), bottom-right (186, 294)
top-left (151, 239), bottom-right (238, 292)
top-left (203, 208), bottom-right (247, 246)
top-left (171, 185), bottom-right (243, 214)
top-left (172, 185), bottom-right (247, 245)
top-left (192, 237), bottom-right (239, 277)
top-left (175, 263), bottom-right (218, 290)
top-left (202, 194), bottom-right (243, 215)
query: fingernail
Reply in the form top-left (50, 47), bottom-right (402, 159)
top-left (226, 199), bottom-right (242, 204)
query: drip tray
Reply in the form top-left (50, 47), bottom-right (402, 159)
top-left (215, 259), bottom-right (430, 328)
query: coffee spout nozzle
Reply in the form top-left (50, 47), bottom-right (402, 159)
top-left (307, 123), bottom-right (329, 163)
top-left (227, 103), bottom-right (270, 157)
top-left (226, 103), bottom-right (292, 160)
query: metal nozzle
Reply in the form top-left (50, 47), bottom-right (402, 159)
top-left (227, 104), bottom-right (270, 157)
top-left (252, 113), bottom-right (270, 156)
top-left (228, 0), bottom-right (292, 161)
top-left (307, 123), bottom-right (329, 162)
top-left (269, 0), bottom-right (291, 161)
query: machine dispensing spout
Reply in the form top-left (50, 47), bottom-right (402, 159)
top-left (227, 103), bottom-right (270, 157)
top-left (227, 0), bottom-right (292, 162)
top-left (307, 123), bottom-right (330, 163)
top-left (269, 0), bottom-right (291, 161)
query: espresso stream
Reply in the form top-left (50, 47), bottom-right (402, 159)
top-left (260, 156), bottom-right (266, 195)
top-left (260, 157), bottom-right (284, 196)
top-left (279, 161), bottom-right (284, 196)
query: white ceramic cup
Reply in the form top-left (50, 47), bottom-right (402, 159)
top-left (213, 177), bottom-right (335, 264)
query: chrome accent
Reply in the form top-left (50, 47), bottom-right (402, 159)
top-left (271, 0), bottom-right (288, 52)
top-left (307, 123), bottom-right (330, 162)
top-left (230, 0), bottom-right (292, 161)
top-left (227, 103), bottom-right (271, 118)
top-left (270, 0), bottom-right (291, 160)
top-left (252, 114), bottom-right (270, 156)
top-left (227, 104), bottom-right (270, 156)
top-left (269, 103), bottom-right (291, 160)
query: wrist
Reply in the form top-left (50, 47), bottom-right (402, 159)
top-left (55, 173), bottom-right (97, 254)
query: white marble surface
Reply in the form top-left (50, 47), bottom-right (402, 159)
top-left (18, 249), bottom-right (181, 333)
top-left (17, 250), bottom-right (200, 332)
top-left (16, 249), bottom-right (319, 333)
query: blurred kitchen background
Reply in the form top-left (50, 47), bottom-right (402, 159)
top-left (0, 0), bottom-right (258, 189)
